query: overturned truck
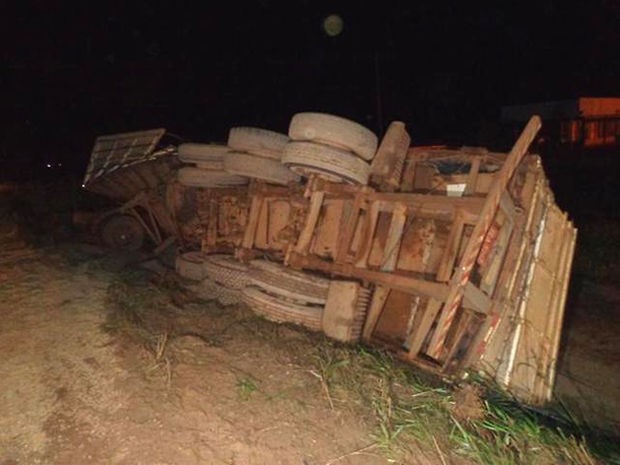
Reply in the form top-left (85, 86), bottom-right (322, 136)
top-left (83, 114), bottom-right (576, 405)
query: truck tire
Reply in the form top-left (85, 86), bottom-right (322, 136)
top-left (228, 127), bottom-right (289, 160)
top-left (203, 254), bottom-right (250, 290)
top-left (194, 160), bottom-right (225, 171)
top-left (282, 141), bottom-right (370, 185)
top-left (288, 112), bottom-right (378, 161)
top-left (223, 151), bottom-right (299, 185)
top-left (190, 278), bottom-right (241, 305)
top-left (177, 167), bottom-right (248, 188)
top-left (178, 143), bottom-right (230, 163)
top-left (241, 286), bottom-right (323, 331)
top-left (175, 251), bottom-right (206, 281)
top-left (100, 214), bottom-right (144, 251)
top-left (249, 260), bottom-right (329, 305)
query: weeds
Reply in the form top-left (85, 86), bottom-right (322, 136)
top-left (309, 343), bottom-right (614, 464)
top-left (237, 377), bottom-right (259, 401)
top-left (103, 268), bottom-right (179, 383)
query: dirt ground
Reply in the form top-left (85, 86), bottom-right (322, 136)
top-left (0, 223), bottom-right (618, 464)
top-left (0, 240), bottom-right (402, 465)
top-left (554, 278), bottom-right (620, 435)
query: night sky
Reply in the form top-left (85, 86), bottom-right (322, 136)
top-left (1, 1), bottom-right (618, 177)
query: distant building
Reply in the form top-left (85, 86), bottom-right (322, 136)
top-left (501, 97), bottom-right (620, 151)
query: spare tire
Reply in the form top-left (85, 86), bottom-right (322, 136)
top-left (177, 167), bottom-right (248, 188)
top-left (288, 113), bottom-right (378, 161)
top-left (241, 286), bottom-right (323, 331)
top-left (282, 141), bottom-right (370, 185)
top-left (249, 260), bottom-right (329, 304)
top-left (223, 151), bottom-right (299, 185)
top-left (175, 251), bottom-right (206, 281)
top-left (203, 254), bottom-right (250, 289)
top-left (178, 143), bottom-right (230, 163)
top-left (100, 214), bottom-right (144, 251)
top-left (228, 127), bottom-right (289, 160)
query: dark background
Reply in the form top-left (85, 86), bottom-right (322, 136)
top-left (1, 0), bottom-right (618, 178)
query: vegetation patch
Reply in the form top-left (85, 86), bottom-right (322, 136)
top-left (308, 342), bottom-right (619, 464)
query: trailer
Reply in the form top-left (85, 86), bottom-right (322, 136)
top-left (81, 128), bottom-right (181, 254)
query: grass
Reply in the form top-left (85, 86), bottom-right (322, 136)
top-left (308, 342), bottom-right (619, 465)
top-left (236, 376), bottom-right (259, 401)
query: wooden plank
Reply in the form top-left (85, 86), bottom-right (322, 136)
top-left (381, 204), bottom-right (407, 271)
top-left (480, 213), bottom-right (514, 295)
top-left (288, 251), bottom-right (449, 301)
top-left (442, 309), bottom-right (477, 373)
top-left (476, 193), bottom-right (517, 294)
top-left (367, 192), bottom-right (485, 215)
top-left (335, 193), bottom-right (365, 263)
top-left (354, 200), bottom-right (381, 268)
top-left (307, 178), bottom-right (372, 197)
top-left (436, 210), bottom-right (466, 282)
top-left (373, 290), bottom-right (415, 342)
top-left (543, 223), bottom-right (577, 401)
top-left (510, 158), bottom-right (541, 208)
top-left (253, 197), bottom-right (269, 249)
top-left (400, 158), bottom-right (416, 192)
top-left (311, 199), bottom-right (345, 258)
top-left (349, 267), bottom-right (449, 302)
top-left (462, 282), bottom-right (492, 314)
top-left (464, 156), bottom-right (481, 195)
top-left (405, 298), bottom-right (442, 358)
top-left (370, 121), bottom-right (411, 191)
top-left (362, 286), bottom-right (391, 340)
top-left (147, 203), bottom-right (162, 243)
top-left (294, 190), bottom-right (325, 254)
top-left (500, 191), bottom-right (517, 221)
top-left (205, 193), bottom-right (218, 247)
top-left (241, 195), bottom-right (262, 249)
